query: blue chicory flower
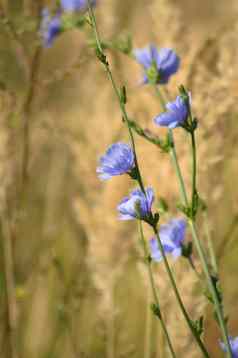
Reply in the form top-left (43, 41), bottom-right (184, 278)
top-left (220, 336), bottom-right (238, 358)
top-left (97, 142), bottom-right (135, 180)
top-left (118, 187), bottom-right (154, 220)
top-left (133, 45), bottom-right (180, 85)
top-left (60, 0), bottom-right (96, 12)
top-left (149, 218), bottom-right (186, 262)
top-left (40, 8), bottom-right (62, 48)
top-left (154, 95), bottom-right (189, 129)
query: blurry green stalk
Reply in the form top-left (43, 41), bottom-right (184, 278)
top-left (155, 86), bottom-right (232, 357)
top-left (138, 221), bottom-right (176, 358)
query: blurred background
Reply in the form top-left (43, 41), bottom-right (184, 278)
top-left (0, 0), bottom-right (238, 357)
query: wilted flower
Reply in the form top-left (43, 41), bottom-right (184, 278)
top-left (40, 8), bottom-right (62, 48)
top-left (97, 143), bottom-right (135, 180)
top-left (149, 218), bottom-right (186, 262)
top-left (118, 188), bottom-right (154, 221)
top-left (133, 45), bottom-right (180, 85)
top-left (154, 95), bottom-right (189, 129)
top-left (220, 336), bottom-right (238, 357)
top-left (60, 0), bottom-right (96, 12)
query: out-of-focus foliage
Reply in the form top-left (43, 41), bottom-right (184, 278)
top-left (0, 0), bottom-right (238, 357)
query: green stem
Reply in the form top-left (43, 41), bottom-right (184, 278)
top-left (155, 86), bottom-right (188, 205)
top-left (155, 85), bottom-right (166, 110)
top-left (189, 221), bottom-right (232, 357)
top-left (189, 132), bottom-right (232, 358)
top-left (87, 1), bottom-right (146, 194)
top-left (156, 86), bottom-right (232, 356)
top-left (152, 225), bottom-right (210, 358)
top-left (190, 130), bottom-right (197, 212)
top-left (87, 3), bottom-right (210, 356)
top-left (169, 130), bottom-right (189, 206)
top-left (138, 222), bottom-right (177, 358)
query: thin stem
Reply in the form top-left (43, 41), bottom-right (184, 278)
top-left (152, 225), bottom-right (210, 358)
top-left (187, 256), bottom-right (203, 282)
top-left (189, 133), bottom-right (232, 357)
top-left (144, 277), bottom-right (153, 358)
top-left (155, 85), bottom-right (166, 110)
top-left (138, 221), bottom-right (177, 358)
top-left (190, 130), bottom-right (197, 212)
top-left (155, 86), bottom-right (188, 205)
top-left (169, 133), bottom-right (189, 206)
top-left (87, 3), bottom-right (209, 356)
top-left (127, 118), bottom-right (165, 149)
top-left (156, 85), bottom-right (232, 355)
top-left (87, 0), bottom-right (146, 194)
top-left (189, 221), bottom-right (232, 357)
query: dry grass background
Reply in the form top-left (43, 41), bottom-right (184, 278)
top-left (0, 0), bottom-right (238, 357)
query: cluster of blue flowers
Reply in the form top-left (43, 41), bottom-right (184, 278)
top-left (96, 42), bottom-right (237, 356)
top-left (97, 140), bottom-right (186, 258)
top-left (134, 45), bottom-right (190, 129)
top-left (96, 46), bottom-right (191, 260)
top-left (42, 1), bottom-right (236, 353)
top-left (40, 0), bottom-right (96, 47)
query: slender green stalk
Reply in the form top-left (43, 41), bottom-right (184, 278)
top-left (189, 132), bottom-right (232, 357)
top-left (87, 3), bottom-right (210, 356)
top-left (155, 85), bottom-right (166, 109)
top-left (155, 86), bottom-right (188, 205)
top-left (155, 85), bottom-right (232, 356)
top-left (152, 225), bottom-right (210, 358)
top-left (86, 1), bottom-right (146, 194)
top-left (138, 222), bottom-right (177, 358)
top-left (168, 131), bottom-right (188, 206)
top-left (156, 84), bottom-right (232, 355)
top-left (189, 222), bottom-right (232, 357)
top-left (190, 130), bottom-right (197, 212)
top-left (144, 284), bottom-right (153, 358)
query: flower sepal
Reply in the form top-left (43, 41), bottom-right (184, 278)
top-left (191, 316), bottom-right (204, 338)
top-left (128, 166), bottom-right (139, 180)
top-left (146, 63), bottom-right (160, 85)
top-left (178, 85), bottom-right (198, 133)
top-left (181, 241), bottom-right (193, 259)
top-left (151, 303), bottom-right (161, 320)
top-left (61, 12), bottom-right (85, 31)
top-left (134, 200), bottom-right (158, 226)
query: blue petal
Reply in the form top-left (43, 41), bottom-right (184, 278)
top-left (134, 46), bottom-right (153, 69)
top-left (171, 247), bottom-right (182, 259)
top-left (61, 0), bottom-right (96, 11)
top-left (220, 336), bottom-right (238, 357)
top-left (97, 142), bottom-right (134, 180)
top-left (154, 112), bottom-right (179, 128)
top-left (117, 187), bottom-right (154, 221)
top-left (157, 48), bottom-right (180, 79)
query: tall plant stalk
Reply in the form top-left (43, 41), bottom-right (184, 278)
top-left (138, 221), bottom-right (177, 358)
top-left (86, 3), bottom-right (210, 356)
top-left (155, 86), bottom-right (232, 357)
